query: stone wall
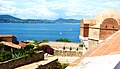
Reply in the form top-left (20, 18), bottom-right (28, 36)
top-left (100, 18), bottom-right (119, 40)
top-left (37, 59), bottom-right (58, 69)
top-left (88, 39), bottom-right (98, 50)
top-left (54, 49), bottom-right (82, 57)
top-left (99, 29), bottom-right (117, 40)
top-left (0, 51), bottom-right (44, 69)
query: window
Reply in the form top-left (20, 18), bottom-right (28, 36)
top-left (113, 26), bottom-right (114, 28)
top-left (106, 26), bottom-right (107, 28)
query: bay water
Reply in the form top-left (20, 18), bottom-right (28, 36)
top-left (0, 23), bottom-right (80, 42)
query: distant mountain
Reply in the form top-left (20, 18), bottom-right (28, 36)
top-left (54, 18), bottom-right (80, 23)
top-left (0, 15), bottom-right (22, 23)
top-left (0, 15), bottom-right (80, 23)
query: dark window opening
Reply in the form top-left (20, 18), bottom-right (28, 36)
top-left (113, 26), bottom-right (114, 28)
top-left (106, 26), bottom-right (107, 28)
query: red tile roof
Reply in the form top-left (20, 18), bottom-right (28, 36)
top-left (17, 42), bottom-right (27, 47)
top-left (69, 30), bottom-right (120, 66)
top-left (0, 41), bottom-right (27, 49)
top-left (0, 41), bottom-right (22, 49)
top-left (0, 34), bottom-right (15, 38)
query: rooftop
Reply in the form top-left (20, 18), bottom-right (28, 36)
top-left (0, 34), bottom-right (15, 38)
top-left (0, 41), bottom-right (26, 49)
top-left (68, 30), bottom-right (120, 67)
top-left (0, 41), bottom-right (21, 49)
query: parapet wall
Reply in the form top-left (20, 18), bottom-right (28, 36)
top-left (38, 59), bottom-right (58, 69)
top-left (0, 51), bottom-right (44, 69)
top-left (54, 49), bottom-right (82, 57)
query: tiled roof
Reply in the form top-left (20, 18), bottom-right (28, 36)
top-left (0, 41), bottom-right (26, 49)
top-left (0, 41), bottom-right (21, 49)
top-left (69, 30), bottom-right (120, 66)
top-left (0, 34), bottom-right (15, 38)
top-left (17, 42), bottom-right (27, 47)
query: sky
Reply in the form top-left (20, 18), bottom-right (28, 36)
top-left (0, 0), bottom-right (120, 20)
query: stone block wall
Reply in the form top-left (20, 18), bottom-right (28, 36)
top-left (54, 49), bottom-right (82, 57)
top-left (37, 59), bottom-right (58, 69)
top-left (0, 51), bottom-right (44, 69)
top-left (100, 18), bottom-right (119, 40)
top-left (88, 39), bottom-right (98, 50)
top-left (99, 29), bottom-right (117, 40)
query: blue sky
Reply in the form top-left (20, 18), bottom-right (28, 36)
top-left (0, 0), bottom-right (120, 19)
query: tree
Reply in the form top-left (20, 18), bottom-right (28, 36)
top-left (42, 39), bottom-right (49, 42)
top-left (56, 38), bottom-right (71, 42)
top-left (63, 38), bottom-right (71, 42)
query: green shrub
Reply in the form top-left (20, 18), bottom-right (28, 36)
top-left (42, 39), bottom-right (49, 42)
top-left (55, 61), bottom-right (69, 69)
top-left (79, 44), bottom-right (84, 47)
top-left (62, 63), bottom-right (69, 69)
top-left (56, 38), bottom-right (71, 42)
top-left (24, 44), bottom-right (34, 51)
top-left (0, 51), bottom-right (12, 62)
top-left (26, 50), bottom-right (36, 56)
top-left (34, 40), bottom-right (39, 44)
top-left (12, 54), bottom-right (29, 60)
top-left (55, 61), bottom-right (62, 69)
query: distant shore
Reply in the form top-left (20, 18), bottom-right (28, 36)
top-left (0, 22), bottom-right (80, 24)
top-left (0, 15), bottom-right (80, 24)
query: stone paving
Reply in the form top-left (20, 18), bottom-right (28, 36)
top-left (56, 56), bottom-right (79, 64)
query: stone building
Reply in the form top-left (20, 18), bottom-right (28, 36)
top-left (66, 20), bottom-right (120, 69)
top-left (0, 35), bottom-right (26, 53)
top-left (0, 35), bottom-right (18, 44)
top-left (80, 9), bottom-right (120, 51)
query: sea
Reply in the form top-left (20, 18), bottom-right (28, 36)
top-left (0, 23), bottom-right (80, 42)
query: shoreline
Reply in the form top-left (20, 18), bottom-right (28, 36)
top-left (0, 23), bottom-right (80, 24)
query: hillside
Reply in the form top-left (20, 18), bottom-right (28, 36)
top-left (0, 15), bottom-right (80, 23)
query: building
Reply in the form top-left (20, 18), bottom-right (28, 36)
top-left (0, 34), bottom-right (18, 44)
top-left (80, 9), bottom-right (120, 51)
top-left (66, 29), bottom-right (120, 69)
top-left (0, 35), bottom-right (26, 53)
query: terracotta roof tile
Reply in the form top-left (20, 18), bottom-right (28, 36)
top-left (17, 42), bottom-right (27, 47)
top-left (0, 41), bottom-right (21, 49)
top-left (0, 34), bottom-right (14, 38)
top-left (89, 30), bottom-right (120, 57)
top-left (69, 30), bottom-right (120, 66)
top-left (0, 41), bottom-right (27, 49)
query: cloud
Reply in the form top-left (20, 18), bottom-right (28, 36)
top-left (0, 0), bottom-right (17, 15)
top-left (103, 1), bottom-right (120, 9)
top-left (0, 0), bottom-right (120, 19)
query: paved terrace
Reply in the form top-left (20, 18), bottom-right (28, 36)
top-left (40, 42), bottom-right (82, 64)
